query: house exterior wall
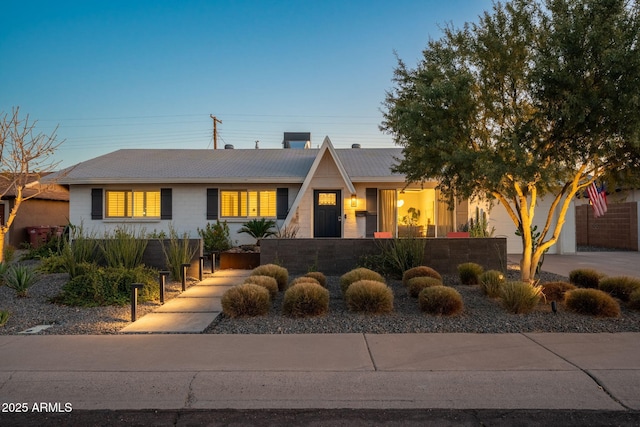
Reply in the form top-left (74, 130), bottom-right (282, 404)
top-left (6, 199), bottom-right (69, 248)
top-left (489, 196), bottom-right (576, 255)
top-left (70, 183), bottom-right (300, 245)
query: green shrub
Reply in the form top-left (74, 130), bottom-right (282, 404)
top-left (100, 225), bottom-right (148, 268)
top-left (251, 264), bottom-right (289, 291)
top-left (340, 267), bottom-right (385, 295)
top-left (290, 276), bottom-right (320, 287)
top-left (564, 289), bottom-right (620, 317)
top-left (0, 309), bottom-right (10, 326)
top-left (569, 268), bottom-right (603, 289)
top-left (418, 286), bottom-right (464, 316)
top-left (406, 276), bottom-right (443, 298)
top-left (5, 264), bottom-right (40, 297)
top-left (38, 254), bottom-right (68, 274)
top-left (4, 245), bottom-right (16, 264)
top-left (598, 276), bottom-right (640, 302)
top-left (304, 271), bottom-right (327, 287)
top-left (0, 262), bottom-right (9, 285)
top-left (282, 282), bottom-right (330, 317)
top-left (500, 281), bottom-right (543, 314)
top-left (402, 266), bottom-right (442, 286)
top-left (243, 275), bottom-right (278, 299)
top-left (54, 265), bottom-right (158, 307)
top-left (458, 262), bottom-right (484, 285)
top-left (344, 280), bottom-right (394, 314)
top-left (198, 220), bottom-right (233, 253)
top-left (161, 224), bottom-right (199, 281)
top-left (541, 281), bottom-right (576, 302)
top-left (221, 284), bottom-right (270, 318)
top-left (479, 270), bottom-right (506, 298)
top-left (629, 289), bottom-right (640, 310)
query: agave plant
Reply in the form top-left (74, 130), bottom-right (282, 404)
top-left (5, 264), bottom-right (40, 297)
top-left (238, 218), bottom-right (277, 244)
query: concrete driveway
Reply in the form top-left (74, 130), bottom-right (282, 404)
top-left (508, 251), bottom-right (640, 278)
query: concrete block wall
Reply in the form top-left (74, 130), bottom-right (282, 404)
top-left (260, 238), bottom-right (507, 276)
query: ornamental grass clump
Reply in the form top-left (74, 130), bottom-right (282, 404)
top-left (500, 281), bottom-right (543, 314)
top-left (0, 309), bottom-right (10, 327)
top-left (564, 288), bottom-right (620, 317)
top-left (479, 270), bottom-right (506, 298)
top-left (340, 267), bottom-right (385, 295)
top-left (628, 289), bottom-right (640, 310)
top-left (598, 276), bottom-right (640, 302)
top-left (243, 275), bottom-right (278, 300)
top-left (402, 266), bottom-right (442, 286)
top-left (569, 268), bottom-right (603, 289)
top-left (282, 281), bottom-right (330, 317)
top-left (458, 262), bottom-right (484, 285)
top-left (541, 281), bottom-right (576, 302)
top-left (406, 276), bottom-right (443, 298)
top-left (251, 264), bottom-right (289, 291)
top-left (344, 280), bottom-right (394, 314)
top-left (221, 284), bottom-right (271, 318)
top-left (304, 271), bottom-right (327, 287)
top-left (418, 286), bottom-right (464, 316)
top-left (289, 276), bottom-right (320, 287)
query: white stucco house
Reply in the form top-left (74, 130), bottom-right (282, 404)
top-left (51, 136), bottom-right (575, 254)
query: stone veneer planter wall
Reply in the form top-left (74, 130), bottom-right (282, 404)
top-left (260, 238), bottom-right (507, 276)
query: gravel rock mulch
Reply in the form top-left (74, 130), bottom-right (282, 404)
top-left (207, 269), bottom-right (640, 334)
top-left (2, 267), bottom-right (639, 335)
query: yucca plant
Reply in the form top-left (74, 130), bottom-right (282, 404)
top-left (5, 264), bottom-right (40, 297)
top-left (238, 218), bottom-right (277, 244)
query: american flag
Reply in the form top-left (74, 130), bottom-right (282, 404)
top-left (587, 182), bottom-right (607, 218)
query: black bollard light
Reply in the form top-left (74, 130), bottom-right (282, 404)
top-left (199, 256), bottom-right (205, 281)
top-left (158, 271), bottom-right (170, 304)
top-left (181, 263), bottom-right (190, 291)
top-left (210, 252), bottom-right (216, 273)
top-left (131, 283), bottom-right (144, 322)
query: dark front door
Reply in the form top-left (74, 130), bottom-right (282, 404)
top-left (314, 190), bottom-right (341, 237)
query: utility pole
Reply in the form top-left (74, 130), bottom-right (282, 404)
top-left (210, 114), bottom-right (222, 149)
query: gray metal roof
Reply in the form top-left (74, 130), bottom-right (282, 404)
top-left (55, 147), bottom-right (406, 185)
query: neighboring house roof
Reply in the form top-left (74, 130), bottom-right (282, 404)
top-left (52, 138), bottom-right (406, 185)
top-left (0, 173), bottom-right (69, 202)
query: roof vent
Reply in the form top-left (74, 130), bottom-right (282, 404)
top-left (224, 144), bottom-right (234, 149)
top-left (351, 143), bottom-right (361, 149)
top-left (283, 132), bottom-right (311, 149)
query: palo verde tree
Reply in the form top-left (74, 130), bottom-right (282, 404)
top-left (381, 0), bottom-right (640, 282)
top-left (0, 107), bottom-right (63, 262)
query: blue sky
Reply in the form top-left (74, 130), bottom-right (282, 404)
top-left (1, 0), bottom-right (494, 168)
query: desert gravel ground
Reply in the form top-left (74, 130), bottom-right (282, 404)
top-left (1, 262), bottom-right (639, 335)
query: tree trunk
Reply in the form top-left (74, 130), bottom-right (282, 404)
top-left (0, 230), bottom-right (5, 264)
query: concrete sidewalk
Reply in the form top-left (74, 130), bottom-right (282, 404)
top-left (1, 333), bottom-right (638, 411)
